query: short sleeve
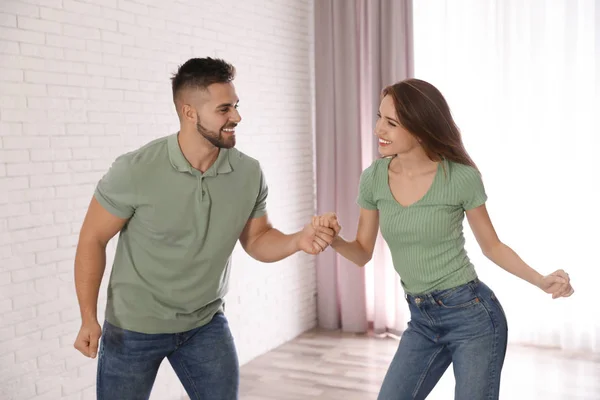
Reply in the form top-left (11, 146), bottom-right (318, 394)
top-left (356, 163), bottom-right (378, 210)
top-left (94, 155), bottom-right (137, 219)
top-left (461, 167), bottom-right (488, 211)
top-left (250, 167), bottom-right (268, 219)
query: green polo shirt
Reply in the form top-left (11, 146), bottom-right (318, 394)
top-left (94, 133), bottom-right (267, 334)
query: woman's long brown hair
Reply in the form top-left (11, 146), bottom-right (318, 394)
top-left (382, 79), bottom-right (477, 169)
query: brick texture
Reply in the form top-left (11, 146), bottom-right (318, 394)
top-left (0, 0), bottom-right (316, 398)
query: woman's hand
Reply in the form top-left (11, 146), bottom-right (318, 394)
top-left (538, 269), bottom-right (574, 299)
top-left (312, 212), bottom-right (342, 242)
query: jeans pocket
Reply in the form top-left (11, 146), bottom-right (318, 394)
top-left (436, 285), bottom-right (480, 309)
top-left (490, 291), bottom-right (507, 321)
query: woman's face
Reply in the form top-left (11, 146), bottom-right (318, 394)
top-left (375, 95), bottom-right (421, 157)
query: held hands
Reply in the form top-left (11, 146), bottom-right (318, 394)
top-left (297, 212), bottom-right (342, 255)
top-left (537, 269), bottom-right (575, 299)
top-left (312, 212), bottom-right (342, 243)
top-left (297, 217), bottom-right (338, 255)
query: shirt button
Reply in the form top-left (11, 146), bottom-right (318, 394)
top-left (202, 190), bottom-right (205, 195)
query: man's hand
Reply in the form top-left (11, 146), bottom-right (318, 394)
top-left (312, 212), bottom-right (342, 240)
top-left (296, 223), bottom-right (336, 255)
top-left (74, 320), bottom-right (102, 358)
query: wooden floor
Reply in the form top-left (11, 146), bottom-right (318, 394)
top-left (239, 329), bottom-right (600, 400)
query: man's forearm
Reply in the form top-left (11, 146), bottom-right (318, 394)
top-left (245, 228), bottom-right (301, 263)
top-left (74, 239), bottom-right (107, 323)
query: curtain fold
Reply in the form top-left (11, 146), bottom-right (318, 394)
top-left (314, 0), bottom-right (414, 332)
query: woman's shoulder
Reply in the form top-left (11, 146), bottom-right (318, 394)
top-left (442, 159), bottom-right (486, 204)
top-left (357, 157), bottom-right (391, 195)
top-left (445, 159), bottom-right (482, 182)
top-left (362, 157), bottom-right (392, 177)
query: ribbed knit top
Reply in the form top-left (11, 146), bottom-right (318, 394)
top-left (357, 157), bottom-right (487, 295)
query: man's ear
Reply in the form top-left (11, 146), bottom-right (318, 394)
top-left (181, 104), bottom-right (196, 122)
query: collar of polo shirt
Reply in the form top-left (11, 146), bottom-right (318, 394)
top-left (167, 133), bottom-right (232, 177)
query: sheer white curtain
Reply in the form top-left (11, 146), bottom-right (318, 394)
top-left (387, 0), bottom-right (600, 352)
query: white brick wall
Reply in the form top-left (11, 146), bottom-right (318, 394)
top-left (0, 1), bottom-right (316, 399)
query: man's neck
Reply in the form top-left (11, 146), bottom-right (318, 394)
top-left (177, 129), bottom-right (219, 173)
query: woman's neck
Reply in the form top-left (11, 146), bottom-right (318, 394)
top-left (390, 148), bottom-right (438, 177)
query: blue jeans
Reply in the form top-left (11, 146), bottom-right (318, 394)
top-left (378, 279), bottom-right (508, 400)
top-left (97, 312), bottom-right (239, 400)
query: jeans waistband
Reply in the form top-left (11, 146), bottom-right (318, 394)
top-left (405, 278), bottom-right (480, 306)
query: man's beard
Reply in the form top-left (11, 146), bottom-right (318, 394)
top-left (196, 115), bottom-right (236, 149)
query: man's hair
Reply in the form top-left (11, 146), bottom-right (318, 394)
top-left (171, 57), bottom-right (236, 101)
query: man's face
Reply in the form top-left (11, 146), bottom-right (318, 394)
top-left (193, 82), bottom-right (241, 149)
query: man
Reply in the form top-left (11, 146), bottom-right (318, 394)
top-left (73, 57), bottom-right (335, 400)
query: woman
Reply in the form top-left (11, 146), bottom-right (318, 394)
top-left (314, 79), bottom-right (574, 400)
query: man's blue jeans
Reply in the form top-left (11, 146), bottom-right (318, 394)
top-left (97, 312), bottom-right (239, 400)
